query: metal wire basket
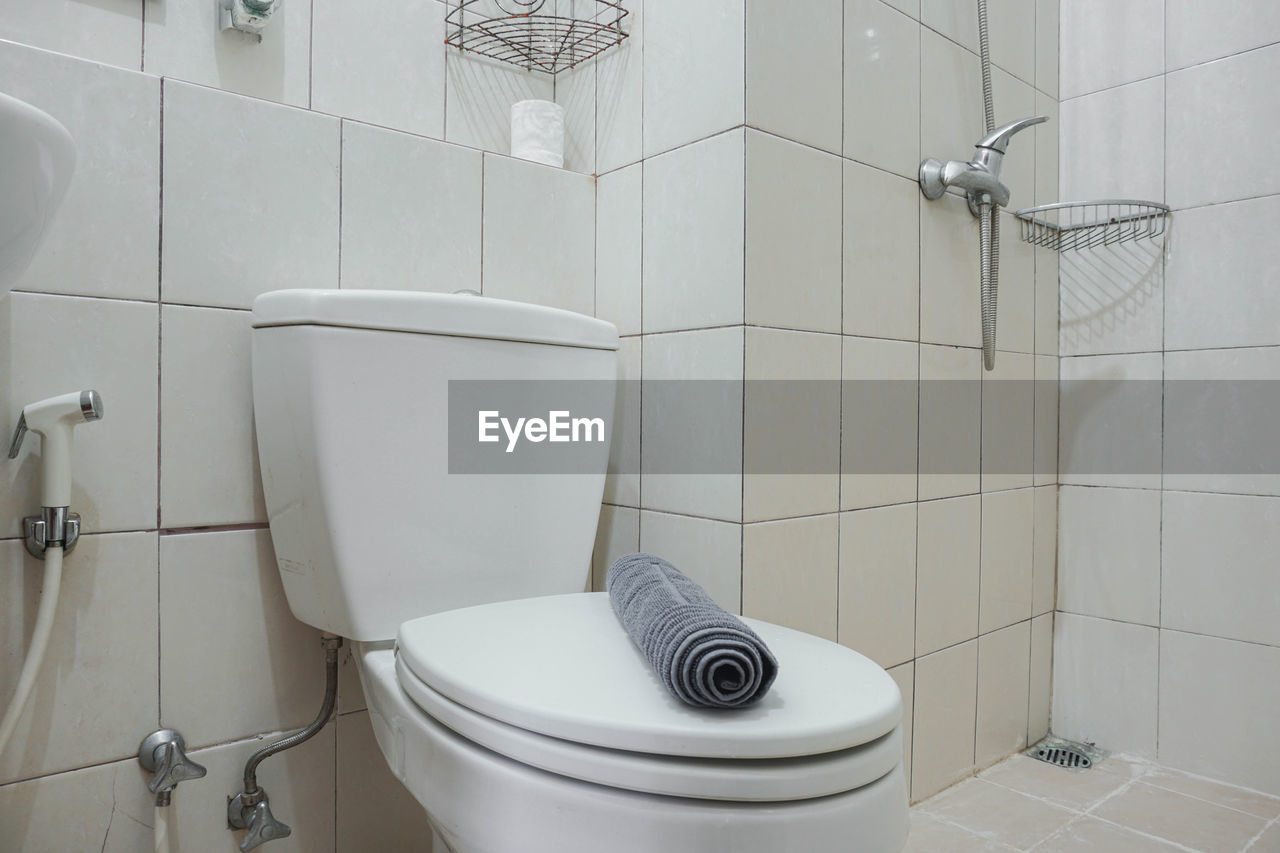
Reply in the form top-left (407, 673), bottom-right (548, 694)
top-left (445, 0), bottom-right (631, 75)
top-left (1014, 200), bottom-right (1171, 252)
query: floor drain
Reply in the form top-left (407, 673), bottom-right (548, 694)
top-left (1026, 738), bottom-right (1103, 770)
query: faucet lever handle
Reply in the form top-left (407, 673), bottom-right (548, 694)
top-left (239, 800), bottom-right (292, 852)
top-left (138, 729), bottom-right (207, 796)
top-left (977, 115), bottom-right (1049, 153)
top-left (7, 413), bottom-right (27, 459)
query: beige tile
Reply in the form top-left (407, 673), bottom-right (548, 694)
top-left (845, 0), bottom-right (921, 180)
top-left (1250, 821), bottom-right (1280, 851)
top-left (1028, 613), bottom-right (1053, 745)
top-left (742, 515), bottom-right (838, 640)
top-left (979, 488), bottom-right (1035, 634)
top-left (920, 191), bottom-right (982, 349)
top-left (591, 505), bottom-right (640, 593)
top-left (980, 754), bottom-right (1130, 812)
top-left (889, 662), bottom-right (915, 796)
top-left (1031, 485), bottom-right (1057, 616)
top-left (903, 811), bottom-right (1017, 853)
top-left (981, 352), bottom-right (1035, 493)
top-left (995, 211), bottom-right (1036, 355)
top-left (743, 328), bottom-right (841, 521)
top-left (1058, 485), bottom-right (1161, 625)
top-left (912, 641), bottom-right (978, 802)
top-left (639, 511), bottom-right (742, 614)
top-left (745, 131), bottom-right (843, 333)
top-left (844, 161), bottom-right (920, 342)
top-left (1091, 782), bottom-right (1268, 853)
top-left (976, 622), bottom-right (1031, 770)
top-left (0, 757), bottom-right (153, 852)
top-left (841, 336), bottom-right (919, 510)
top-left (915, 496), bottom-right (981, 656)
top-left (839, 504), bottom-right (917, 668)
top-left (919, 344), bottom-right (982, 500)
top-left (746, 0), bottom-right (842, 153)
top-left (0, 534), bottom-right (158, 784)
top-left (337, 712), bottom-right (433, 853)
top-left (920, 778), bottom-right (1076, 849)
top-left (1142, 765), bottom-right (1280, 822)
top-left (1036, 817), bottom-right (1184, 853)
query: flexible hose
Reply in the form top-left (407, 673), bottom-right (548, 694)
top-left (154, 803), bottom-right (170, 853)
top-left (0, 546), bottom-right (64, 757)
top-left (977, 0), bottom-right (999, 370)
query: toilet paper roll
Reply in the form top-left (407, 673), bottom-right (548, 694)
top-left (510, 99), bottom-right (565, 168)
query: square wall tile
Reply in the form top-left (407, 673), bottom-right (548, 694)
top-left (988, 0), bottom-right (1036, 85)
top-left (0, 756), bottom-right (154, 852)
top-left (744, 328), bottom-right (841, 521)
top-left (341, 122), bottom-right (482, 294)
top-left (919, 344), bottom-right (982, 500)
top-left (1061, 76), bottom-right (1165, 205)
top-left (1033, 354), bottom-right (1058, 484)
top-left (338, 712), bottom-right (434, 852)
top-left (596, 163), bottom-right (642, 336)
top-left (920, 192), bottom-right (982, 349)
top-left (2, 293), bottom-right (158, 537)
top-left (0, 534), bottom-right (157, 784)
top-left (745, 131), bottom-right (843, 333)
top-left (920, 0), bottom-right (977, 53)
top-left (844, 161), bottom-right (920, 342)
top-left (842, 336), bottom-right (918, 510)
top-left (976, 621), bottom-right (1031, 769)
top-left (591, 504), bottom-right (640, 592)
top-left (160, 530), bottom-right (322, 748)
top-left (845, 0), bottom-right (921, 179)
top-left (640, 511), bottom-right (743, 613)
top-left (178, 727), bottom-right (335, 853)
top-left (0, 1), bottom-right (142, 69)
top-left (1059, 238), bottom-right (1165, 357)
top-left (1162, 491), bottom-right (1280, 647)
top-left (839, 503), bottom-right (917, 668)
top-left (642, 130), bottom-right (745, 332)
top-left (1035, 0), bottom-right (1059, 97)
top-left (162, 80), bottom-right (340, 309)
top-left (912, 640), bottom-right (978, 801)
top-left (1166, 195), bottom-right (1280, 351)
top-left (888, 661), bottom-right (915, 795)
top-left (0, 40), bottom-right (159, 301)
top-left (604, 338), bottom-right (641, 507)
top-left (643, 0), bottom-right (744, 156)
top-left (1058, 486), bottom-right (1161, 625)
top-left (1159, 629), bottom-right (1280, 797)
top-left (747, 0), bottom-right (842, 153)
top-left (1169, 45), bottom-right (1280, 209)
top-left (1053, 612), bottom-right (1158, 758)
top-left (1031, 485), bottom-right (1056, 616)
top-left (143, 0), bottom-right (312, 108)
top-left (641, 327), bottom-right (744, 521)
top-left (1166, 0), bottom-right (1280, 70)
top-left (915, 495), bottom-right (981, 655)
top-left (979, 488), bottom-right (1034, 634)
top-left (444, 53), bottom-right (554, 155)
top-left (1059, 353), bottom-right (1164, 489)
top-left (482, 155), bottom-right (594, 315)
top-left (742, 514), bottom-right (839, 640)
top-left (981, 351), bottom-right (1034, 493)
top-left (920, 29), bottom-right (982, 189)
top-left (160, 306), bottom-right (266, 528)
top-left (312, 0), bottom-right (445, 138)
top-left (596, 0), bottom-right (644, 172)
top-left (1028, 612), bottom-right (1052, 744)
top-left (1060, 0), bottom-right (1163, 98)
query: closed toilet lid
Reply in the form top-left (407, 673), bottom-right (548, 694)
top-left (396, 593), bottom-right (901, 760)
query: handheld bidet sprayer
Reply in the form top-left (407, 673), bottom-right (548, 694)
top-left (7, 390), bottom-right (104, 556)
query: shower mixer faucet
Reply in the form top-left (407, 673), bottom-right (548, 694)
top-left (919, 115), bottom-right (1047, 214)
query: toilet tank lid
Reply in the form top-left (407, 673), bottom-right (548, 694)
top-left (251, 289), bottom-right (619, 351)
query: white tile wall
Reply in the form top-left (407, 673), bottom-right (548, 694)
top-left (604, 337), bottom-right (641, 507)
top-left (912, 640), bottom-right (979, 800)
top-left (590, 504), bottom-right (640, 593)
top-left (143, 0), bottom-right (313, 108)
top-left (444, 54), bottom-right (554, 156)
top-left (742, 514), bottom-right (840, 641)
top-left (341, 121), bottom-right (483, 294)
top-left (918, 344), bottom-right (982, 500)
top-left (1057, 486), bottom-right (1161, 625)
top-left (1060, 0), bottom-right (1164, 98)
top-left (0, 754), bottom-right (154, 851)
top-left (978, 487), bottom-right (1034, 634)
top-left (1060, 75), bottom-right (1165, 205)
top-left (1028, 612), bottom-right (1053, 743)
top-left (981, 351), bottom-right (1034, 492)
top-left (162, 80), bottom-right (340, 309)
top-left (976, 620), bottom-right (1031, 769)
top-left (312, 0), bottom-right (446, 138)
top-left (337, 712), bottom-right (435, 851)
top-left (838, 503), bottom-right (918, 668)
top-left (639, 510), bottom-right (743, 613)
top-left (842, 336), bottom-right (919, 510)
top-left (920, 192), bottom-right (982, 348)
top-left (0, 3), bottom-right (142, 70)
top-left (919, 30), bottom-right (983, 192)
top-left (595, 164), bottom-right (642, 336)
top-left (747, 0), bottom-right (842, 153)
top-left (1165, 0), bottom-right (1280, 71)
top-left (843, 161), bottom-right (920, 342)
top-left (844, 0), bottom-right (921, 180)
top-left (915, 495), bottom-right (981, 655)
top-left (596, 0), bottom-right (644, 173)
top-left (0, 40), bottom-right (160, 302)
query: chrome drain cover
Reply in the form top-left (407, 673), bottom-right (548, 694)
top-left (1027, 738), bottom-right (1103, 770)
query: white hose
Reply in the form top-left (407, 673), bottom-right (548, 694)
top-left (0, 545), bottom-right (63, 757)
top-left (154, 803), bottom-right (170, 853)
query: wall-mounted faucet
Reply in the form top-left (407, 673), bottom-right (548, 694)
top-left (920, 116), bottom-right (1046, 215)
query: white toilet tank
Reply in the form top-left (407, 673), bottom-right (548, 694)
top-left (250, 290), bottom-right (619, 641)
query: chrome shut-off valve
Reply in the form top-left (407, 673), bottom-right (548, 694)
top-left (228, 789), bottom-right (292, 851)
top-left (138, 729), bottom-right (207, 805)
top-left (919, 115), bottom-right (1047, 215)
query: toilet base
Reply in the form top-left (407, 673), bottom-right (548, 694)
top-left (358, 645), bottom-right (909, 853)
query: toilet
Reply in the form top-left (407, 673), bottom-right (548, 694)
top-left (250, 289), bottom-right (910, 853)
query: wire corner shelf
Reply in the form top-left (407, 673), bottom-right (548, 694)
top-left (445, 0), bottom-right (631, 76)
top-left (1014, 200), bottom-right (1171, 252)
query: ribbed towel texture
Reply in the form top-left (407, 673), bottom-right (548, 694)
top-left (607, 553), bottom-right (779, 709)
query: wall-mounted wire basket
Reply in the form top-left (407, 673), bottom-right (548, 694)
top-left (445, 0), bottom-right (631, 75)
top-left (1014, 200), bottom-right (1171, 252)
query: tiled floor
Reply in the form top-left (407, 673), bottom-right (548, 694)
top-left (908, 753), bottom-right (1280, 852)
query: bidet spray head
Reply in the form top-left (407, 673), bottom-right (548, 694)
top-left (8, 391), bottom-right (104, 508)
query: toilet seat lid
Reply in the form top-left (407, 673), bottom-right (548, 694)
top-left (395, 593), bottom-right (901, 760)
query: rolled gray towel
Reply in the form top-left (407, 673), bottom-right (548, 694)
top-left (607, 553), bottom-right (779, 709)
